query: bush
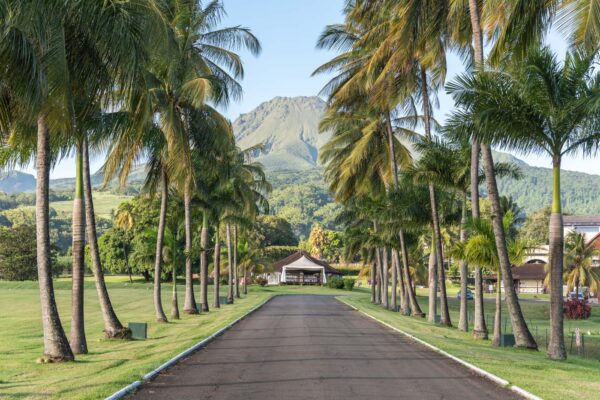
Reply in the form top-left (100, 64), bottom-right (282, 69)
top-left (0, 225), bottom-right (38, 281)
top-left (327, 275), bottom-right (344, 289)
top-left (563, 299), bottom-right (591, 319)
top-left (343, 278), bottom-right (356, 291)
top-left (256, 276), bottom-right (268, 286)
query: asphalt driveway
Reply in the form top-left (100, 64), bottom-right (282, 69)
top-left (130, 295), bottom-right (520, 400)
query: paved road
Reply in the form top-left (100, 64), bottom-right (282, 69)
top-left (131, 295), bottom-right (520, 400)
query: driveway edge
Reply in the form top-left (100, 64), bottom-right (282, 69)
top-left (105, 295), bottom-right (275, 400)
top-left (336, 297), bottom-right (543, 400)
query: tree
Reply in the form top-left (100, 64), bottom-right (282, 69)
top-left (0, 225), bottom-right (38, 281)
top-left (449, 46), bottom-right (600, 358)
top-left (453, 211), bottom-right (530, 346)
top-left (520, 207), bottom-right (551, 245)
top-left (115, 203), bottom-right (135, 283)
top-left (563, 231), bottom-right (600, 297)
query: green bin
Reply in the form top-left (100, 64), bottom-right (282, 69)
top-left (128, 322), bottom-right (147, 340)
top-left (501, 334), bottom-right (515, 347)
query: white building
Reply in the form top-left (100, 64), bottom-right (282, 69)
top-left (563, 215), bottom-right (600, 241)
top-left (267, 251), bottom-right (342, 285)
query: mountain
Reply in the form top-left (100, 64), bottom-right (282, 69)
top-left (0, 171), bottom-right (36, 193)
top-left (233, 96), bottom-right (331, 170)
top-left (2, 95), bottom-right (600, 217)
top-left (0, 164), bottom-right (148, 193)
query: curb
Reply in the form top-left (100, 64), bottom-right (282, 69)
top-left (105, 295), bottom-right (275, 400)
top-left (336, 297), bottom-right (543, 400)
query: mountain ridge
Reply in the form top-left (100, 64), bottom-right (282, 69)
top-left (2, 96), bottom-right (600, 215)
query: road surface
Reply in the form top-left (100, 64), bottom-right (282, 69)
top-left (131, 295), bottom-right (520, 400)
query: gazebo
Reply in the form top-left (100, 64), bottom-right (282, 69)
top-left (267, 251), bottom-right (342, 285)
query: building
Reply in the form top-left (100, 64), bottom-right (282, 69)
top-left (563, 215), bottom-right (600, 242)
top-left (484, 260), bottom-right (547, 294)
top-left (267, 251), bottom-right (342, 285)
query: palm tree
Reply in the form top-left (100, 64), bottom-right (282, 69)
top-left (563, 231), bottom-right (600, 297)
top-left (450, 46), bottom-right (600, 358)
top-left (0, 0), bottom-right (160, 360)
top-left (453, 211), bottom-right (530, 346)
top-left (115, 203), bottom-right (135, 283)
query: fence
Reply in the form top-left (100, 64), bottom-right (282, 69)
top-left (470, 313), bottom-right (600, 361)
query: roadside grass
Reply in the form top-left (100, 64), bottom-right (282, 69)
top-left (2, 278), bottom-right (598, 400)
top-left (0, 279), bottom-right (271, 400)
top-left (339, 292), bottom-right (600, 400)
top-left (50, 192), bottom-right (131, 219)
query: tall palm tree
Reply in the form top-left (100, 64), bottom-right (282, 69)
top-left (0, 0), bottom-right (160, 360)
top-left (449, 46), bottom-right (600, 357)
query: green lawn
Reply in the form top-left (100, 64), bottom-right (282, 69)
top-left (1, 279), bottom-right (598, 399)
top-left (50, 192), bottom-right (131, 219)
top-left (339, 290), bottom-right (600, 400)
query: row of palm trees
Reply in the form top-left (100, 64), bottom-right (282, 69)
top-left (0, 0), bottom-right (266, 363)
top-left (316, 0), bottom-right (600, 360)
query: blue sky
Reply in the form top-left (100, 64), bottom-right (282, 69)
top-left (31, 0), bottom-right (598, 178)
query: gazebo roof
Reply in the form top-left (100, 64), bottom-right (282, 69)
top-left (272, 251), bottom-right (342, 275)
top-left (484, 260), bottom-right (547, 281)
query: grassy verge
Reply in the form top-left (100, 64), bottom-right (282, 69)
top-left (339, 293), bottom-right (600, 400)
top-left (0, 278), bottom-right (271, 400)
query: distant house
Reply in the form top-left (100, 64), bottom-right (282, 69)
top-left (563, 215), bottom-right (600, 241)
top-left (484, 260), bottom-right (547, 294)
top-left (266, 251), bottom-right (342, 285)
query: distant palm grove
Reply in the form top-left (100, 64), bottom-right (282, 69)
top-left (1, 0), bottom-right (600, 370)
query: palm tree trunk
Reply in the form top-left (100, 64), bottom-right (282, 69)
top-left (243, 265), bottom-right (248, 295)
top-left (375, 247), bottom-right (382, 304)
top-left (473, 265), bottom-right (487, 339)
top-left (171, 259), bottom-right (179, 320)
top-left (36, 115), bottom-right (73, 362)
top-left (420, 66), bottom-right (450, 326)
top-left (428, 243), bottom-right (438, 323)
top-left (467, 0), bottom-right (488, 341)
top-left (70, 143), bottom-right (87, 354)
top-left (153, 168), bottom-right (169, 323)
top-left (492, 274), bottom-right (502, 346)
top-left (200, 212), bottom-right (209, 312)
top-left (459, 191), bottom-right (469, 332)
top-left (83, 137), bottom-right (128, 337)
top-left (391, 248), bottom-right (398, 311)
top-left (234, 225), bottom-right (240, 298)
top-left (370, 259), bottom-right (376, 303)
top-left (213, 228), bottom-right (221, 308)
top-left (548, 156), bottom-right (566, 359)
top-left (393, 249), bottom-right (408, 314)
top-left (125, 244), bottom-right (132, 283)
top-left (182, 181), bottom-right (198, 314)
top-left (400, 230), bottom-right (424, 317)
top-left (226, 224), bottom-right (234, 304)
top-left (381, 247), bottom-right (389, 309)
top-left (481, 145), bottom-right (537, 348)
top-left (429, 184), bottom-right (451, 326)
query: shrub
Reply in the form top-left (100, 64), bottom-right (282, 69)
top-left (256, 276), bottom-right (268, 286)
top-left (563, 299), bottom-right (591, 319)
top-left (343, 278), bottom-right (356, 291)
top-left (0, 225), bottom-right (38, 281)
top-left (327, 275), bottom-right (344, 289)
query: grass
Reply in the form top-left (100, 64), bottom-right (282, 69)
top-left (50, 192), bottom-right (131, 219)
top-left (0, 277), bottom-right (272, 400)
top-left (339, 290), bottom-right (600, 400)
top-left (1, 278), bottom-right (598, 399)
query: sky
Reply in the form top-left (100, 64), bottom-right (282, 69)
top-left (24, 0), bottom-right (599, 179)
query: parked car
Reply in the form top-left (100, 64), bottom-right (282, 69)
top-left (567, 291), bottom-right (585, 301)
top-left (456, 288), bottom-right (474, 300)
